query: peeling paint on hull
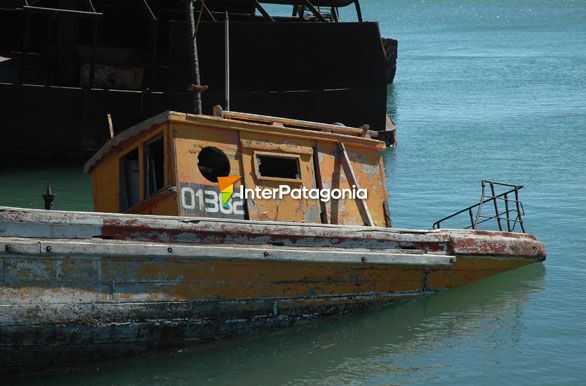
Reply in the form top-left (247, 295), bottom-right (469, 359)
top-left (0, 207), bottom-right (545, 377)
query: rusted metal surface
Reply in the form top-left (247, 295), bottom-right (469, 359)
top-left (0, 206), bottom-right (545, 376)
top-left (448, 230), bottom-right (545, 258)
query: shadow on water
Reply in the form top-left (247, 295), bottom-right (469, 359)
top-left (19, 264), bottom-right (545, 386)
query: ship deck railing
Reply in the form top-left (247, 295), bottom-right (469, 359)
top-left (433, 180), bottom-right (526, 233)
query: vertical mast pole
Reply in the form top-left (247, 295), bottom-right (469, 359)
top-left (186, 0), bottom-right (202, 114)
top-left (225, 11), bottom-right (230, 111)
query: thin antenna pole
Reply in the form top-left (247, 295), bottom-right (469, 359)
top-left (225, 11), bottom-right (230, 111)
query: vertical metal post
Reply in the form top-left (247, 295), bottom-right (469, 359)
top-left (489, 182), bottom-right (503, 231)
top-left (186, 0), bottom-right (202, 114)
top-left (504, 193), bottom-right (511, 232)
top-left (224, 11), bottom-right (230, 111)
top-left (514, 188), bottom-right (526, 233)
top-left (42, 185), bottom-right (55, 210)
top-left (468, 208), bottom-right (474, 229)
top-left (293, 5), bottom-right (304, 18)
top-left (473, 181), bottom-right (486, 230)
top-left (331, 7), bottom-right (339, 22)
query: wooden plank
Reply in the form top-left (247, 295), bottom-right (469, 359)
top-left (215, 106), bottom-right (379, 138)
top-left (337, 143), bottom-right (375, 226)
top-left (0, 206), bottom-right (546, 260)
top-left (0, 237), bottom-right (455, 267)
top-left (240, 138), bottom-right (313, 155)
top-left (313, 144), bottom-right (329, 224)
top-left (0, 206), bottom-right (451, 244)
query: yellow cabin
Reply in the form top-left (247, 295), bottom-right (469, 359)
top-left (84, 107), bottom-right (391, 227)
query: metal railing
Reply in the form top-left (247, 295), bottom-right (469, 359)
top-left (433, 180), bottom-right (526, 233)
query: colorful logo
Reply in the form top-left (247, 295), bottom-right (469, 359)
top-left (217, 176), bottom-right (241, 209)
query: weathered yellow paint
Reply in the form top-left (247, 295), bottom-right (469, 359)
top-left (125, 190), bottom-right (179, 216)
top-left (427, 257), bottom-right (535, 290)
top-left (239, 130), bottom-right (320, 223)
top-left (317, 141), bottom-right (388, 226)
top-left (88, 110), bottom-right (390, 225)
top-left (98, 256), bottom-right (425, 301)
top-left (15, 254), bottom-right (537, 303)
top-left (91, 123), bottom-right (172, 214)
top-left (91, 151), bottom-right (120, 213)
top-left (173, 123), bottom-right (241, 186)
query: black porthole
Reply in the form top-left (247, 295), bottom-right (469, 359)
top-left (198, 147), bottom-right (230, 182)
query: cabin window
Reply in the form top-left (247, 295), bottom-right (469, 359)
top-left (255, 153), bottom-right (301, 180)
top-left (120, 148), bottom-right (140, 210)
top-left (198, 147), bottom-right (230, 183)
top-left (144, 135), bottom-right (165, 198)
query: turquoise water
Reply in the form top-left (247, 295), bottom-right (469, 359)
top-left (2, 0), bottom-right (586, 384)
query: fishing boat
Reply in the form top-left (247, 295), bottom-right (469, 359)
top-left (0, 107), bottom-right (545, 376)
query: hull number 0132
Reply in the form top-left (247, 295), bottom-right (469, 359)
top-left (181, 187), bottom-right (245, 215)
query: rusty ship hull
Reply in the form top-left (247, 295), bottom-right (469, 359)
top-left (0, 206), bottom-right (545, 376)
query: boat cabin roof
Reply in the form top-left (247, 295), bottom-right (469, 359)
top-left (84, 107), bottom-right (383, 174)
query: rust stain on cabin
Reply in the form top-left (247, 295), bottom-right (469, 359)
top-left (86, 108), bottom-right (388, 227)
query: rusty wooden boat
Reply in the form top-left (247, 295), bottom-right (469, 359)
top-left (0, 108), bottom-right (545, 376)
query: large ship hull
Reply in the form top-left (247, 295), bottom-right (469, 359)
top-left (0, 6), bottom-right (394, 155)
